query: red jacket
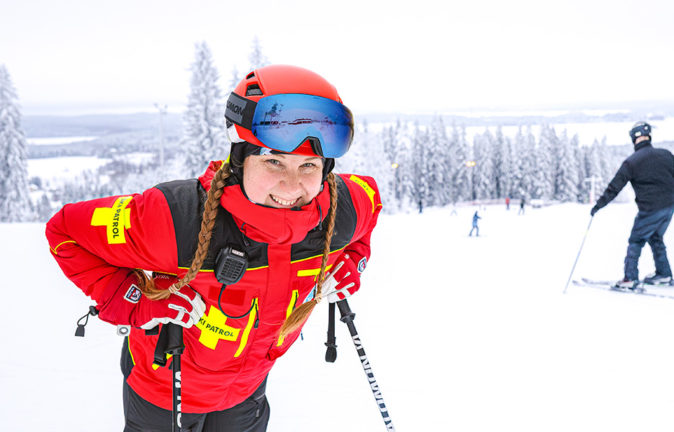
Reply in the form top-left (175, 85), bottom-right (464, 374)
top-left (46, 161), bottom-right (381, 413)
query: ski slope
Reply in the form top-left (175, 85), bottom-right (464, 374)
top-left (3, 201), bottom-right (674, 431)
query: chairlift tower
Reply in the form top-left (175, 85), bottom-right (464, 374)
top-left (584, 176), bottom-right (601, 204)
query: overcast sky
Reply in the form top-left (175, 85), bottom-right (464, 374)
top-left (1, 0), bottom-right (673, 116)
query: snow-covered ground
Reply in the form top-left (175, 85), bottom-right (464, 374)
top-left (27, 136), bottom-right (97, 145)
top-left (27, 156), bottom-right (111, 181)
top-left (3, 200), bottom-right (674, 431)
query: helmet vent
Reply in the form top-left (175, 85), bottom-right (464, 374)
top-left (246, 84), bottom-right (263, 96)
top-left (246, 72), bottom-right (255, 79)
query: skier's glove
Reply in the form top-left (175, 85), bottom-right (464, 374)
top-left (591, 205), bottom-right (599, 216)
top-left (323, 252), bottom-right (367, 303)
top-left (97, 271), bottom-right (206, 329)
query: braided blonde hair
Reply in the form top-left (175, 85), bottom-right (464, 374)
top-left (136, 162), bottom-right (232, 300)
top-left (279, 173), bottom-right (338, 338)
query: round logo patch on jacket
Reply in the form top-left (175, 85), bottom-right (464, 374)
top-left (357, 257), bottom-right (367, 273)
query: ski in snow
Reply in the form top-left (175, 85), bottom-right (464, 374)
top-left (573, 278), bottom-right (674, 300)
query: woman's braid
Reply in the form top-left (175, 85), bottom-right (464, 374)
top-left (139, 163), bottom-right (231, 300)
top-left (279, 173), bottom-right (338, 338)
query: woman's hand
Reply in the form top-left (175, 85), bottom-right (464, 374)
top-left (97, 271), bottom-right (206, 329)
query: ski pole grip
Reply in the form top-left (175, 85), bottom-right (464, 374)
top-left (337, 299), bottom-right (355, 323)
top-left (165, 323), bottom-right (185, 356)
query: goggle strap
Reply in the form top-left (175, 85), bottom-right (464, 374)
top-left (225, 93), bottom-right (257, 130)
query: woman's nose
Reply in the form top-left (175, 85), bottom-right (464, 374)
top-left (280, 171), bottom-right (302, 194)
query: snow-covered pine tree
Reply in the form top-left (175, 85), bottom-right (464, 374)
top-left (411, 123), bottom-right (429, 212)
top-left (597, 136), bottom-right (614, 185)
top-left (571, 134), bottom-right (585, 202)
top-left (492, 126), bottom-right (514, 199)
top-left (346, 122), bottom-right (394, 209)
top-left (512, 127), bottom-right (529, 200)
top-left (0, 65), bottom-right (33, 222)
top-left (426, 116), bottom-right (450, 207)
top-left (248, 36), bottom-right (269, 71)
top-left (227, 66), bottom-right (241, 94)
top-left (527, 127), bottom-right (546, 199)
top-left (394, 122), bottom-right (415, 211)
top-left (471, 129), bottom-right (495, 200)
top-left (554, 129), bottom-right (579, 202)
top-left (450, 124), bottom-right (472, 202)
top-left (182, 42), bottom-right (227, 178)
top-left (537, 124), bottom-right (558, 200)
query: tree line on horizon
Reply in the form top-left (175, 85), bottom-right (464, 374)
top-left (0, 40), bottom-right (629, 222)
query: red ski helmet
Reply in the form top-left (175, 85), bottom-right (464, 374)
top-left (225, 65), bottom-right (354, 158)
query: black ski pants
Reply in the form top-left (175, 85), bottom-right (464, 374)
top-left (121, 338), bottom-right (270, 432)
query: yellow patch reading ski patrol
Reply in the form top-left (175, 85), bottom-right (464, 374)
top-left (349, 175), bottom-right (376, 213)
top-left (196, 306), bottom-right (241, 350)
top-left (91, 196), bottom-right (133, 244)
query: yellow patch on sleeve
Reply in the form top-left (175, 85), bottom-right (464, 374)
top-left (349, 175), bottom-right (376, 213)
top-left (90, 196), bottom-right (133, 244)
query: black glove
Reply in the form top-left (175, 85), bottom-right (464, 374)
top-left (590, 205), bottom-right (599, 216)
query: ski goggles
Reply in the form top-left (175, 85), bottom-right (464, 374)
top-left (225, 92), bottom-right (354, 158)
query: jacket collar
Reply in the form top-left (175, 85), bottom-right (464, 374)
top-left (198, 160), bottom-right (329, 245)
top-left (634, 140), bottom-right (652, 152)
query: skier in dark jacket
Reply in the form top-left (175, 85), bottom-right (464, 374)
top-left (469, 210), bottom-right (481, 237)
top-left (591, 121), bottom-right (674, 289)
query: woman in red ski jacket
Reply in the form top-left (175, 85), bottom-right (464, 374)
top-left (45, 65), bottom-right (382, 432)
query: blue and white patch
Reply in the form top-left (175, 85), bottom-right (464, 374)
top-left (357, 257), bottom-right (367, 273)
top-left (259, 147), bottom-right (273, 156)
top-left (124, 284), bottom-right (142, 304)
top-left (303, 286), bottom-right (317, 304)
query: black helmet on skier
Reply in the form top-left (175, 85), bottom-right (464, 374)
top-left (629, 121), bottom-right (652, 144)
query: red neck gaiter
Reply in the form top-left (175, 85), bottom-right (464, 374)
top-left (199, 160), bottom-right (330, 245)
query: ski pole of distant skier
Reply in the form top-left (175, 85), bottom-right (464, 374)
top-left (337, 300), bottom-right (396, 432)
top-left (563, 216), bottom-right (594, 294)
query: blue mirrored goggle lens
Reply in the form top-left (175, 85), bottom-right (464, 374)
top-left (251, 94), bottom-right (354, 158)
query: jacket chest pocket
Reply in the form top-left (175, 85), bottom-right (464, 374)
top-left (266, 274), bottom-right (319, 361)
top-left (187, 299), bottom-right (258, 371)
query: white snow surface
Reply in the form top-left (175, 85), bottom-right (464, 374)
top-left (27, 136), bottom-right (97, 146)
top-left (27, 156), bottom-right (111, 181)
top-left (4, 202), bottom-right (674, 431)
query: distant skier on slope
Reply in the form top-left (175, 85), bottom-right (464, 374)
top-left (469, 210), bottom-right (481, 237)
top-left (591, 121), bottom-right (674, 289)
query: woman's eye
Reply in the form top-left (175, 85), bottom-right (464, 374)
top-left (265, 159), bottom-right (281, 166)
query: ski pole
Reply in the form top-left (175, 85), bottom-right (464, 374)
top-left (167, 324), bottom-right (184, 432)
top-left (563, 216), bottom-right (594, 294)
top-left (336, 300), bottom-right (396, 432)
top-left (153, 323), bottom-right (185, 432)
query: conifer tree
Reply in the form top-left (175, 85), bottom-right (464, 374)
top-left (554, 130), bottom-right (579, 201)
top-left (182, 42), bottom-right (227, 177)
top-left (248, 36), bottom-right (270, 71)
top-left (450, 124), bottom-right (472, 202)
top-left (0, 65), bottom-right (32, 222)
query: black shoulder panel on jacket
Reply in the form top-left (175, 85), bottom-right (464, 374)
top-left (154, 179), bottom-right (202, 266)
top-left (291, 175), bottom-right (357, 261)
top-left (154, 179), bottom-right (269, 270)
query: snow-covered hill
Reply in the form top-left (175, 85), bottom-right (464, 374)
top-left (3, 202), bottom-right (674, 431)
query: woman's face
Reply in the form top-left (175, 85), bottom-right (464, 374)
top-left (242, 153), bottom-right (324, 208)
